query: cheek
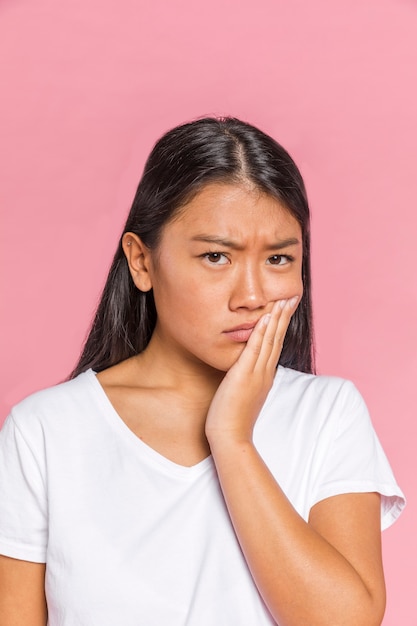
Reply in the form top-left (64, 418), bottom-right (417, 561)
top-left (268, 274), bottom-right (303, 301)
top-left (292, 274), bottom-right (304, 298)
top-left (152, 270), bottom-right (211, 321)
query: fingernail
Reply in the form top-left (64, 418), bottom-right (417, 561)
top-left (288, 296), bottom-right (299, 308)
top-left (279, 299), bottom-right (288, 309)
top-left (262, 314), bottom-right (271, 326)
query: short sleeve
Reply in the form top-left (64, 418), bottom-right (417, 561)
top-left (0, 413), bottom-right (48, 562)
top-left (313, 381), bottom-right (405, 530)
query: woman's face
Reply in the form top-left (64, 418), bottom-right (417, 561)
top-left (144, 182), bottom-right (303, 372)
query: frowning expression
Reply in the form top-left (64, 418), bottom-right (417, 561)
top-left (137, 183), bottom-right (303, 372)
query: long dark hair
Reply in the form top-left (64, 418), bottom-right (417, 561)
top-left (71, 117), bottom-right (314, 378)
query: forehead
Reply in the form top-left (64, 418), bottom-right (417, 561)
top-left (168, 183), bottom-right (301, 240)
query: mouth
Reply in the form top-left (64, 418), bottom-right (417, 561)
top-left (223, 321), bottom-right (258, 343)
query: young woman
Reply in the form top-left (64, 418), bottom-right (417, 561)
top-left (0, 117), bottom-right (404, 626)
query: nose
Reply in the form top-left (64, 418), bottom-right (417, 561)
top-left (228, 263), bottom-right (268, 311)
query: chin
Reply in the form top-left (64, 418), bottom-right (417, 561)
top-left (205, 344), bottom-right (246, 373)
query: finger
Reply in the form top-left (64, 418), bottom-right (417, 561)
top-left (231, 296), bottom-right (299, 374)
top-left (235, 309), bottom-right (274, 372)
top-left (255, 299), bottom-right (287, 369)
top-left (252, 296), bottom-right (299, 372)
top-left (265, 295), bottom-right (299, 370)
top-left (241, 299), bottom-right (287, 371)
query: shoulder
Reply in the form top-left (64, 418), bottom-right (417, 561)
top-left (5, 370), bottom-right (98, 433)
top-left (259, 367), bottom-right (370, 443)
top-left (271, 366), bottom-right (363, 409)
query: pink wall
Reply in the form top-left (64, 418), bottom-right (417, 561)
top-left (0, 0), bottom-right (415, 622)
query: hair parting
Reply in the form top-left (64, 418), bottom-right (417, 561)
top-left (70, 117), bottom-right (315, 378)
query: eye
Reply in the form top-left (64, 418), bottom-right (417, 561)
top-left (203, 252), bottom-right (229, 265)
top-left (266, 254), bottom-right (293, 266)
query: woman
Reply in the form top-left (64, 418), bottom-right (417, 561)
top-left (0, 117), bottom-right (404, 625)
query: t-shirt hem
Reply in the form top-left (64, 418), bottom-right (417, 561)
top-left (0, 539), bottom-right (46, 563)
top-left (312, 480), bottom-right (406, 531)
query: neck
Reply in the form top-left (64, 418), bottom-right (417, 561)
top-left (133, 334), bottom-right (225, 407)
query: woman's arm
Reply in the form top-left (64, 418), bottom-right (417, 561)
top-left (0, 555), bottom-right (47, 626)
top-left (205, 299), bottom-right (386, 626)
top-left (208, 439), bottom-right (385, 626)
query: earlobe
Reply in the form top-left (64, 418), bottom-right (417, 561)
top-left (122, 232), bottom-right (153, 292)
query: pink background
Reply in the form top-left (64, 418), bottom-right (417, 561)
top-left (0, 0), bottom-right (415, 622)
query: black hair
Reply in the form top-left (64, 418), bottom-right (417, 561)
top-left (71, 117), bottom-right (314, 378)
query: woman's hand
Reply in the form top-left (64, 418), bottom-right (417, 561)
top-left (204, 296), bottom-right (386, 626)
top-left (205, 296), bottom-right (299, 445)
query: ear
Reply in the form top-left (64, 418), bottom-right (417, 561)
top-left (122, 232), bottom-right (153, 292)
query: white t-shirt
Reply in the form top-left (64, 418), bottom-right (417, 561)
top-left (0, 367), bottom-right (405, 626)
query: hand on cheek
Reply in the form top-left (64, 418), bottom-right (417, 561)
top-left (205, 295), bottom-right (300, 445)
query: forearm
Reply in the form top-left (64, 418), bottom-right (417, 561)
top-left (209, 439), bottom-right (385, 626)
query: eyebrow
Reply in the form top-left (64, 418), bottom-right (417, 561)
top-left (191, 235), bottom-right (301, 251)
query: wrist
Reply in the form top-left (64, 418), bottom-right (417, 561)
top-left (207, 432), bottom-right (255, 455)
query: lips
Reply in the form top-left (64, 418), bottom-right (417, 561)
top-left (223, 321), bottom-right (258, 343)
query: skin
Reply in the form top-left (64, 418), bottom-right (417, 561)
top-left (0, 556), bottom-right (47, 625)
top-left (0, 182), bottom-right (386, 625)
